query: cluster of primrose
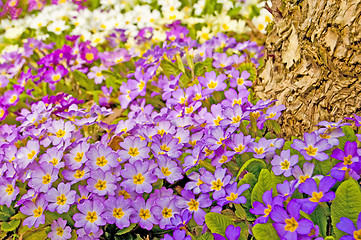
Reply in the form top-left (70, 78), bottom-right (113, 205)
top-left (1, 1), bottom-right (361, 240)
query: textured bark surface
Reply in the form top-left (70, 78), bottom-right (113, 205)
top-left (255, 0), bottom-right (361, 139)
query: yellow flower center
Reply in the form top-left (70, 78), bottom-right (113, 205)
top-left (55, 27), bottom-right (61, 32)
top-left (133, 173), bottom-right (145, 185)
top-left (299, 175), bottom-right (309, 183)
top-left (56, 194), bottom-right (67, 205)
top-left (179, 97), bottom-right (187, 105)
top-left (27, 150), bottom-right (36, 159)
top-left (118, 190), bottom-right (131, 199)
top-left (161, 167), bottom-right (171, 176)
top-left (138, 81), bottom-right (145, 91)
top-left (226, 192), bottom-right (238, 201)
top-left (185, 106), bottom-right (194, 114)
top-left (193, 93), bottom-right (202, 101)
top-left (52, 74), bottom-right (61, 82)
top-left (284, 217), bottom-right (298, 232)
top-left (113, 208), bottom-right (124, 219)
top-left (85, 53), bottom-right (94, 61)
top-left (304, 145), bottom-right (317, 156)
top-left (197, 178), bottom-right (204, 186)
top-left (266, 113), bottom-right (276, 119)
top-left (254, 147), bottom-right (264, 155)
top-left (96, 72), bottom-right (102, 77)
top-left (160, 144), bottom-right (170, 152)
top-left (128, 147), bottom-right (139, 157)
top-left (157, 129), bottom-right (165, 136)
top-left (207, 81), bottom-right (218, 89)
top-left (310, 191), bottom-right (323, 202)
top-left (222, 23), bottom-right (229, 31)
top-left (213, 116), bottom-right (223, 126)
top-left (251, 111), bottom-right (260, 118)
top-left (74, 152), bottom-right (84, 162)
top-left (95, 179), bottom-right (107, 191)
top-left (9, 95), bottom-right (17, 103)
top-left (5, 185), bottom-right (14, 195)
top-left (344, 155), bottom-right (353, 165)
top-left (281, 159), bottom-right (290, 170)
top-left (235, 144), bottom-right (245, 152)
top-left (42, 174), bottom-right (51, 184)
top-left (231, 115), bottom-right (241, 123)
top-left (237, 78), bottom-right (244, 85)
top-left (216, 137), bottom-right (225, 145)
top-left (56, 227), bottom-right (64, 236)
top-left (56, 129), bottom-right (66, 138)
top-left (96, 156), bottom-right (108, 166)
top-left (205, 148), bottom-right (214, 156)
top-left (189, 140), bottom-right (197, 146)
top-left (353, 229), bottom-right (361, 240)
top-left (139, 209), bottom-right (151, 220)
top-left (86, 211), bottom-right (97, 223)
top-left (33, 206), bottom-right (43, 218)
top-left (320, 134), bottom-right (330, 139)
top-left (74, 170), bottom-right (85, 179)
top-left (50, 158), bottom-right (58, 166)
top-left (219, 155), bottom-right (228, 163)
top-left (211, 179), bottom-right (223, 191)
top-left (264, 204), bottom-right (272, 216)
top-left (162, 207), bottom-right (172, 218)
top-left (233, 99), bottom-right (242, 106)
top-left (187, 199), bottom-right (199, 211)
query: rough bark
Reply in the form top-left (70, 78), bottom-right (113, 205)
top-left (255, 0), bottom-right (361, 139)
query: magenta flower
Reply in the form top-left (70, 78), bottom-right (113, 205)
top-left (62, 166), bottom-right (91, 185)
top-left (130, 197), bottom-right (159, 230)
top-left (85, 144), bottom-right (119, 171)
top-left (64, 140), bottom-right (89, 170)
top-left (291, 132), bottom-right (331, 161)
top-left (48, 218), bottom-right (72, 240)
top-left (119, 136), bottom-right (150, 163)
top-left (206, 126), bottom-right (232, 151)
top-left (162, 229), bottom-right (191, 240)
top-left (48, 119), bottom-right (75, 148)
top-left (176, 190), bottom-right (212, 225)
top-left (225, 132), bottom-right (253, 156)
top-left (87, 169), bottom-right (117, 196)
top-left (87, 66), bottom-right (107, 84)
top-left (28, 162), bottom-right (59, 193)
top-left (120, 160), bottom-right (157, 194)
top-left (39, 147), bottom-right (65, 169)
top-left (154, 155), bottom-right (183, 184)
top-left (152, 196), bottom-right (180, 229)
top-left (250, 189), bottom-right (284, 224)
top-left (204, 103), bottom-right (225, 127)
top-left (248, 138), bottom-right (276, 159)
top-left (229, 69), bottom-right (252, 91)
top-left (271, 150), bottom-right (298, 177)
top-left (73, 199), bottom-right (106, 234)
top-left (292, 162), bottom-right (316, 186)
top-left (184, 168), bottom-right (207, 194)
top-left (336, 212), bottom-right (361, 240)
top-left (20, 194), bottom-right (48, 228)
top-left (217, 182), bottom-right (250, 206)
top-left (270, 200), bottom-right (313, 240)
top-left (103, 196), bottom-right (135, 229)
top-left (15, 139), bottom-right (39, 169)
top-left (200, 168), bottom-right (232, 199)
top-left (298, 176), bottom-right (336, 214)
top-left (0, 178), bottom-right (19, 207)
top-left (221, 104), bottom-right (250, 130)
top-left (46, 182), bottom-right (76, 214)
top-left (221, 88), bottom-right (250, 107)
top-left (213, 225), bottom-right (241, 240)
top-left (199, 71), bottom-right (227, 95)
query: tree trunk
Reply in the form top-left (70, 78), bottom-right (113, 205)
top-left (254, 0), bottom-right (361, 139)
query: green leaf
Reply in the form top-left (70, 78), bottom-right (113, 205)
top-left (238, 172), bottom-right (257, 211)
top-left (194, 58), bottom-right (213, 77)
top-left (310, 204), bottom-right (328, 237)
top-left (1, 219), bottom-right (20, 232)
top-left (205, 212), bottom-right (233, 237)
top-left (73, 70), bottom-right (95, 91)
top-left (198, 232), bottom-right (214, 240)
top-left (160, 59), bottom-right (191, 88)
top-left (331, 179), bottom-right (361, 239)
top-left (338, 125), bottom-right (357, 150)
top-left (239, 158), bottom-right (266, 178)
top-left (116, 223), bottom-right (137, 235)
top-left (237, 63), bottom-right (257, 82)
top-left (234, 204), bottom-right (247, 220)
top-left (0, 205), bottom-right (15, 221)
top-left (252, 223), bottom-right (280, 240)
top-left (251, 169), bottom-right (277, 204)
top-left (22, 226), bottom-right (50, 240)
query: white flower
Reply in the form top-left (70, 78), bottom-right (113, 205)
top-left (47, 20), bottom-right (70, 35)
top-left (4, 26), bottom-right (25, 39)
top-left (193, 0), bottom-right (206, 16)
